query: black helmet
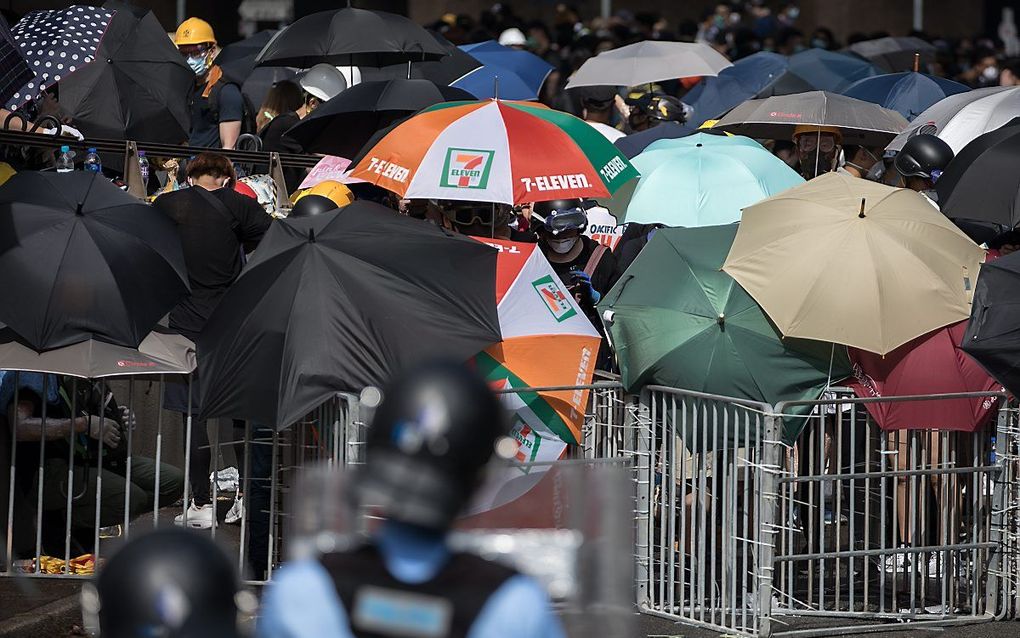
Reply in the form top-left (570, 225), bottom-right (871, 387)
top-left (84, 529), bottom-right (241, 638)
top-left (646, 95), bottom-right (688, 123)
top-left (290, 193), bottom-right (339, 218)
top-left (533, 199), bottom-right (588, 236)
top-left (894, 133), bottom-right (954, 181)
top-left (354, 360), bottom-right (507, 530)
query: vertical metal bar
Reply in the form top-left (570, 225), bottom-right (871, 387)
top-left (634, 389), bottom-right (652, 610)
top-left (757, 408), bottom-right (781, 637)
top-left (93, 379), bottom-right (105, 566)
top-left (33, 375), bottom-right (48, 572)
top-left (266, 429), bottom-right (280, 579)
top-left (181, 379), bottom-right (193, 528)
top-left (988, 405), bottom-right (1007, 617)
top-left (153, 379), bottom-right (164, 526)
top-left (63, 380), bottom-right (77, 571)
top-left (239, 420), bottom-right (252, 574)
top-left (5, 375), bottom-right (19, 573)
top-left (122, 380), bottom-right (134, 537)
top-left (210, 418), bottom-right (218, 539)
top-left (666, 396), bottom-right (677, 614)
top-left (909, 431), bottom-right (918, 611)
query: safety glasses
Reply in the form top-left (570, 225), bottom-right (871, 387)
top-left (797, 133), bottom-right (837, 153)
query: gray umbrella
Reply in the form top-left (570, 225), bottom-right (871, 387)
top-left (847, 36), bottom-right (936, 73)
top-left (565, 40), bottom-right (731, 89)
top-left (713, 90), bottom-right (908, 145)
top-left (0, 328), bottom-right (195, 378)
top-left (885, 86), bottom-right (1019, 153)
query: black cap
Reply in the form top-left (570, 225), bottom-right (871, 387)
top-left (576, 85), bottom-right (616, 108)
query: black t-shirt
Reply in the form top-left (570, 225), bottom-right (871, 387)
top-left (154, 187), bottom-right (271, 337)
top-left (189, 77), bottom-right (244, 149)
top-left (258, 111), bottom-right (304, 192)
top-left (544, 235), bottom-right (619, 309)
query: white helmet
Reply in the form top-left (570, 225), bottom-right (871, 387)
top-left (298, 63), bottom-right (348, 102)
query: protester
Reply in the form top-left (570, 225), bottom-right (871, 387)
top-left (175, 17), bottom-right (244, 149)
top-left (256, 80), bottom-right (304, 132)
top-left (576, 86), bottom-right (624, 141)
top-left (838, 144), bottom-right (883, 178)
top-left (792, 124), bottom-right (842, 179)
top-left (893, 133), bottom-right (954, 196)
top-left (440, 200), bottom-right (534, 241)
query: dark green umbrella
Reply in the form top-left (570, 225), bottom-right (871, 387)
top-left (599, 224), bottom-right (851, 443)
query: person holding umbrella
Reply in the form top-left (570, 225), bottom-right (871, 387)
top-left (175, 18), bottom-right (245, 150)
top-left (792, 124), bottom-right (842, 179)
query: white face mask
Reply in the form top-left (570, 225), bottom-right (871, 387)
top-left (547, 236), bottom-right (578, 254)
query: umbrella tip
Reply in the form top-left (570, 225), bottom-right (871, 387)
top-left (76, 203), bottom-right (84, 216)
top-left (717, 313), bottom-right (725, 326)
top-left (308, 228), bottom-right (315, 243)
top-left (858, 198), bottom-right (866, 218)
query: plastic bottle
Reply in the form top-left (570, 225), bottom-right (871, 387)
top-left (56, 145), bottom-right (75, 173)
top-left (138, 151), bottom-right (149, 189)
top-left (84, 148), bottom-right (102, 174)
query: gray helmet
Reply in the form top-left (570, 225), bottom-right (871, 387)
top-left (298, 63), bottom-right (348, 102)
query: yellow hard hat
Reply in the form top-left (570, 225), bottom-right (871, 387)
top-left (792, 124), bottom-right (843, 142)
top-left (293, 180), bottom-right (354, 209)
top-left (698, 119), bottom-right (734, 136)
top-left (0, 162), bottom-right (14, 187)
top-left (175, 17), bottom-right (216, 47)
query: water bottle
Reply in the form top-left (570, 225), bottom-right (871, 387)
top-left (84, 148), bottom-right (101, 174)
top-left (56, 145), bottom-right (75, 173)
top-left (138, 151), bottom-right (149, 189)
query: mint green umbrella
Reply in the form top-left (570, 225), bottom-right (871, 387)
top-left (624, 132), bottom-right (803, 226)
top-left (600, 224), bottom-right (849, 442)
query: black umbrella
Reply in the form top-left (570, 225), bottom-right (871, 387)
top-left (54, 1), bottom-right (193, 143)
top-left (0, 13), bottom-right (32, 106)
top-left (936, 118), bottom-right (1020, 228)
top-left (962, 252), bottom-right (1020, 395)
top-left (847, 37), bottom-right (936, 73)
top-left (214, 30), bottom-right (297, 110)
top-left (359, 30), bottom-right (480, 86)
top-left (0, 171), bottom-right (189, 350)
top-left (614, 121), bottom-right (697, 159)
top-left (286, 79), bottom-right (474, 158)
top-left (197, 201), bottom-right (501, 429)
top-left (255, 7), bottom-right (447, 69)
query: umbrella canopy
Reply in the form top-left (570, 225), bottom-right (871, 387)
top-left (847, 322), bottom-right (1000, 432)
top-left (0, 326), bottom-right (195, 378)
top-left (5, 5), bottom-right (113, 108)
top-left (349, 99), bottom-right (639, 205)
top-left (55, 1), bottom-right (193, 143)
top-left (472, 237), bottom-right (601, 445)
top-left (600, 224), bottom-right (851, 441)
top-left (786, 48), bottom-right (882, 93)
top-left (684, 52), bottom-right (816, 126)
top-left (359, 30), bottom-right (480, 86)
top-left (255, 7), bottom-right (446, 68)
top-left (847, 36), bottom-right (936, 74)
top-left (963, 252), bottom-right (1020, 396)
top-left (565, 40), bottom-right (732, 89)
top-left (722, 172), bottom-right (984, 355)
top-left (0, 171), bottom-right (189, 350)
top-left (625, 132), bottom-right (803, 226)
top-left (936, 118), bottom-right (1020, 228)
top-left (286, 79), bottom-right (474, 159)
top-left (213, 29), bottom-right (296, 110)
top-left (614, 121), bottom-right (697, 159)
top-left (714, 90), bottom-right (908, 145)
top-left (887, 86), bottom-right (1020, 153)
top-left (197, 201), bottom-right (502, 429)
top-left (452, 40), bottom-right (553, 101)
top-left (842, 72), bottom-right (970, 121)
top-left (0, 12), bottom-right (32, 106)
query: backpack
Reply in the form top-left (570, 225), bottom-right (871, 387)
top-left (207, 80), bottom-right (258, 139)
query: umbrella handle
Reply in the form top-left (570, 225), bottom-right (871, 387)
top-left (28, 115), bottom-right (62, 135)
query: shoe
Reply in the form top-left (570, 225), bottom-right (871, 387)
top-left (824, 509), bottom-right (847, 525)
top-left (173, 502), bottom-right (215, 529)
top-left (224, 495), bottom-right (243, 525)
top-left (98, 524), bottom-right (122, 539)
top-left (882, 548), bottom-right (910, 573)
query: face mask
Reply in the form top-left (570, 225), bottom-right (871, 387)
top-left (982, 66), bottom-right (999, 81)
top-left (547, 236), bottom-right (578, 254)
top-left (811, 38), bottom-right (829, 49)
top-left (187, 54), bottom-right (210, 76)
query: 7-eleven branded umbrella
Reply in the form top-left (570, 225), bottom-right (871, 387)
top-left (350, 99), bottom-right (639, 205)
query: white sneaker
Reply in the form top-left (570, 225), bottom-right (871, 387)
top-left (882, 549), bottom-right (910, 573)
top-left (173, 502), bottom-right (215, 529)
top-left (224, 495), bottom-right (244, 525)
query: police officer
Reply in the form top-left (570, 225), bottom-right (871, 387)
top-left (83, 528), bottom-right (251, 638)
top-left (257, 361), bottom-right (565, 637)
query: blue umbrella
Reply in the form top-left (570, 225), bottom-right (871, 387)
top-left (841, 72), bottom-right (970, 121)
top-left (685, 52), bottom-right (815, 126)
top-left (452, 40), bottom-right (553, 100)
top-left (787, 48), bottom-right (881, 93)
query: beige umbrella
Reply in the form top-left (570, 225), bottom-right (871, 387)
top-left (722, 172), bottom-right (984, 355)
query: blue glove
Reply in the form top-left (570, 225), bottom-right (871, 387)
top-left (570, 270), bottom-right (601, 305)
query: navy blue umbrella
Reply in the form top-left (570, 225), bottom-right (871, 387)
top-left (614, 121), bottom-right (697, 159)
top-left (452, 40), bottom-right (553, 100)
top-left (787, 48), bottom-right (881, 93)
top-left (842, 72), bottom-right (969, 121)
top-left (684, 52), bottom-right (814, 126)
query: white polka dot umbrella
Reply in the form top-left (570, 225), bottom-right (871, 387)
top-left (5, 5), bottom-right (113, 109)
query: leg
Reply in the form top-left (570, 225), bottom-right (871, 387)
top-left (125, 456), bottom-right (184, 513)
top-left (246, 425), bottom-right (274, 580)
top-left (185, 414), bottom-right (211, 506)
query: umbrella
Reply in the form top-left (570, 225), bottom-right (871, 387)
top-left (255, 7), bottom-right (447, 69)
top-left (0, 171), bottom-right (189, 350)
top-left (452, 40), bottom-right (553, 101)
top-left (842, 72), bottom-right (970, 121)
top-left (847, 36), bottom-right (936, 74)
top-left (887, 86), bottom-right (1020, 153)
top-left (935, 118), bottom-right (1020, 228)
top-left (722, 172), bottom-right (984, 355)
top-left (600, 224), bottom-right (851, 441)
top-left (786, 48), bottom-right (881, 93)
top-left (565, 40), bottom-right (732, 89)
top-left (213, 29), bottom-right (297, 110)
top-left (684, 52), bottom-right (816, 126)
top-left (5, 5), bottom-right (113, 108)
top-left (55, 1), bottom-right (193, 144)
top-left (349, 99), bottom-right (639, 205)
top-left (614, 121), bottom-right (697, 159)
top-left (0, 326), bottom-right (195, 378)
top-left (285, 79), bottom-right (474, 159)
top-left (847, 322), bottom-right (1000, 432)
top-left (963, 251), bottom-right (1020, 396)
top-left (197, 201), bottom-right (502, 429)
top-left (472, 237), bottom-right (601, 446)
top-left (359, 29), bottom-right (480, 86)
top-left (714, 90), bottom-right (908, 145)
top-left (625, 132), bottom-right (803, 226)
top-left (0, 13), bottom-right (32, 106)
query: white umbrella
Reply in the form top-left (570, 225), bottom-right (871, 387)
top-left (886, 86), bottom-right (1020, 153)
top-left (565, 40), bottom-right (732, 89)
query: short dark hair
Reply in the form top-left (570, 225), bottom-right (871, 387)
top-left (185, 152), bottom-right (236, 182)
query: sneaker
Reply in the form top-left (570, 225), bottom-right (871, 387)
top-left (882, 548), bottom-right (910, 573)
top-left (98, 524), bottom-right (122, 539)
top-left (224, 495), bottom-right (244, 525)
top-left (173, 502), bottom-right (215, 529)
top-left (824, 509), bottom-right (848, 525)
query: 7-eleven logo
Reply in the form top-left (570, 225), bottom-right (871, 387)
top-left (532, 274), bottom-right (577, 322)
top-left (511, 417), bottom-right (542, 466)
top-left (440, 148), bottom-right (494, 189)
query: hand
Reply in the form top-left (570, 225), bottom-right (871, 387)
top-left (86, 416), bottom-right (121, 449)
top-left (570, 271), bottom-right (601, 305)
top-left (119, 406), bottom-right (137, 430)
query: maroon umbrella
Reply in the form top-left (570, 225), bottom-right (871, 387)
top-left (847, 322), bottom-right (1002, 432)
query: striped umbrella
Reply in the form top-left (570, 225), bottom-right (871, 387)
top-left (349, 99), bottom-right (639, 205)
